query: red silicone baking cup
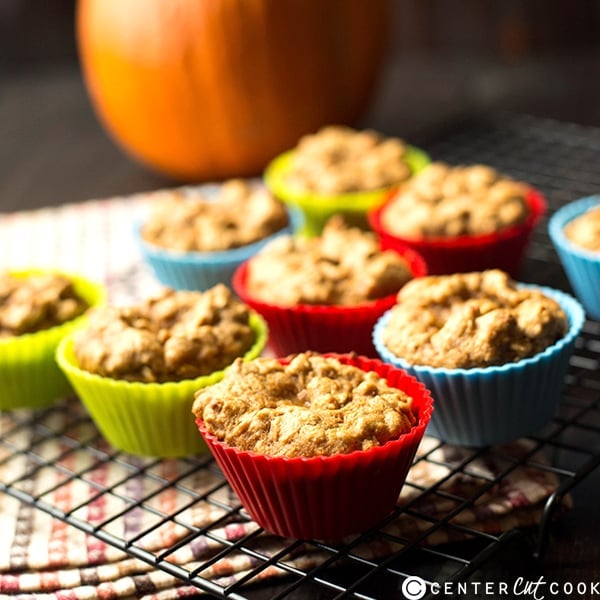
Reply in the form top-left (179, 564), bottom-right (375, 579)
top-left (195, 353), bottom-right (434, 541)
top-left (232, 246), bottom-right (427, 358)
top-left (368, 188), bottom-right (546, 277)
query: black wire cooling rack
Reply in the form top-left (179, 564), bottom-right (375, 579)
top-left (1, 113), bottom-right (600, 600)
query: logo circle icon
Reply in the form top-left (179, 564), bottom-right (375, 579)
top-left (401, 575), bottom-right (427, 600)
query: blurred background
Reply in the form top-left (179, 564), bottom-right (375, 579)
top-left (2, 0), bottom-right (600, 211)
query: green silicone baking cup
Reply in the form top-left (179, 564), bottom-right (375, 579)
top-left (0, 270), bottom-right (107, 411)
top-left (264, 145), bottom-right (431, 237)
top-left (55, 312), bottom-right (268, 457)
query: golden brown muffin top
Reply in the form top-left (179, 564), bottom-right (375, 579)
top-left (141, 180), bottom-right (289, 252)
top-left (382, 270), bottom-right (568, 369)
top-left (0, 272), bottom-right (88, 338)
top-left (193, 352), bottom-right (416, 458)
top-left (284, 125), bottom-right (412, 194)
top-left (246, 217), bottom-right (413, 306)
top-left (73, 284), bottom-right (255, 383)
top-left (381, 162), bottom-right (530, 238)
top-left (564, 205), bottom-right (600, 253)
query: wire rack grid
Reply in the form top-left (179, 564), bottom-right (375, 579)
top-left (1, 113), bottom-right (600, 600)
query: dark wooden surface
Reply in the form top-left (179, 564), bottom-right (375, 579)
top-left (1, 49), bottom-right (600, 599)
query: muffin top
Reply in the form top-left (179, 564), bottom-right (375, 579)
top-left (381, 270), bottom-right (568, 369)
top-left (141, 179), bottom-right (289, 252)
top-left (381, 162), bottom-right (530, 238)
top-left (246, 217), bottom-right (414, 306)
top-left (73, 284), bottom-right (255, 382)
top-left (193, 352), bottom-right (416, 458)
top-left (284, 125), bottom-right (412, 194)
top-left (0, 272), bottom-right (88, 338)
top-left (564, 205), bottom-right (600, 253)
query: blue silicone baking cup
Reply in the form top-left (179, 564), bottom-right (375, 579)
top-left (136, 206), bottom-right (302, 292)
top-left (548, 195), bottom-right (600, 321)
top-left (373, 285), bottom-right (585, 447)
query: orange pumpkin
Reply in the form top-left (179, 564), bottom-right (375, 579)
top-left (76, 0), bottom-right (391, 181)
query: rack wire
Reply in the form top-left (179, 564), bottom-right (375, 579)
top-left (1, 113), bottom-right (600, 599)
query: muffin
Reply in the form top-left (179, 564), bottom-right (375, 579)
top-left (549, 195), bottom-right (600, 320)
top-left (264, 125), bottom-right (430, 237)
top-left (369, 162), bottom-right (546, 276)
top-left (563, 203), bottom-right (600, 252)
top-left (233, 217), bottom-right (427, 357)
top-left (137, 179), bottom-right (297, 291)
top-left (373, 270), bottom-right (584, 446)
top-left (193, 352), bottom-right (433, 540)
top-left (56, 284), bottom-right (267, 456)
top-left (0, 269), bottom-right (106, 410)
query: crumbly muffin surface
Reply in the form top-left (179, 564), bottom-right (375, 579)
top-left (381, 162), bottom-right (530, 238)
top-left (73, 284), bottom-right (255, 382)
top-left (382, 270), bottom-right (568, 369)
top-left (193, 353), bottom-right (416, 458)
top-left (141, 180), bottom-right (289, 252)
top-left (284, 126), bottom-right (412, 194)
top-left (0, 272), bottom-right (88, 338)
top-left (564, 205), bottom-right (600, 253)
top-left (246, 217), bottom-right (413, 306)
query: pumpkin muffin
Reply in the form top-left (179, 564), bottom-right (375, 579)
top-left (264, 126), bottom-right (430, 236)
top-left (73, 284), bottom-right (256, 382)
top-left (56, 284), bottom-right (267, 457)
top-left (141, 179), bottom-right (289, 252)
top-left (137, 180), bottom-right (295, 291)
top-left (381, 270), bottom-right (568, 369)
top-left (549, 195), bottom-right (600, 320)
top-left (246, 216), bottom-right (414, 307)
top-left (194, 352), bottom-right (433, 540)
top-left (233, 217), bottom-right (426, 357)
top-left (369, 163), bottom-right (546, 275)
top-left (0, 272), bottom-right (90, 338)
top-left (193, 352), bottom-right (416, 458)
top-left (0, 270), bottom-right (105, 410)
top-left (374, 270), bottom-right (584, 446)
top-left (283, 126), bottom-right (413, 194)
top-left (563, 204), bottom-right (600, 253)
top-left (380, 163), bottom-right (530, 239)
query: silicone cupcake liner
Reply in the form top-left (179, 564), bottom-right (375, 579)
top-left (369, 188), bottom-right (547, 277)
top-left (373, 285), bottom-right (585, 447)
top-left (232, 245), bottom-right (427, 357)
top-left (56, 313), bottom-right (268, 457)
top-left (264, 145), bottom-right (431, 237)
top-left (0, 270), bottom-right (106, 410)
top-left (196, 353), bottom-right (434, 541)
top-left (136, 207), bottom-right (302, 291)
top-left (548, 195), bottom-right (600, 320)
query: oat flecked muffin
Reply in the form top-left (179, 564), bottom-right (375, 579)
top-left (549, 196), bottom-right (600, 321)
top-left (373, 270), bottom-right (583, 446)
top-left (381, 162), bottom-right (530, 239)
top-left (141, 180), bottom-right (289, 252)
top-left (264, 126), bottom-right (430, 237)
top-left (73, 284), bottom-right (256, 382)
top-left (194, 353), bottom-right (432, 540)
top-left (193, 352), bottom-right (416, 458)
top-left (246, 217), bottom-right (414, 307)
top-left (1, 270), bottom-right (105, 411)
top-left (0, 272), bottom-right (89, 338)
top-left (284, 126), bottom-right (413, 194)
top-left (370, 163), bottom-right (545, 276)
top-left (57, 284), bottom-right (267, 457)
top-left (381, 270), bottom-right (568, 369)
top-left (563, 205), bottom-right (600, 253)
